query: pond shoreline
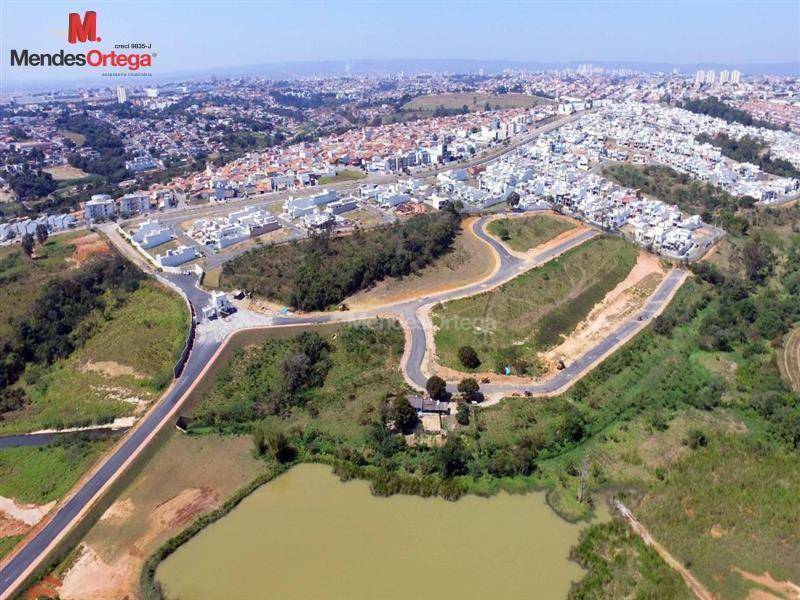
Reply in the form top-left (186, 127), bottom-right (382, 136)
top-left (143, 458), bottom-right (611, 600)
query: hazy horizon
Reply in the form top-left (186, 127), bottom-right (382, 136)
top-left (1, 0), bottom-right (798, 89)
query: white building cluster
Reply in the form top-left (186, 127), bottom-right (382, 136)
top-left (189, 204), bottom-right (281, 250)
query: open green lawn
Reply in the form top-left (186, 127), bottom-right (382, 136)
top-left (316, 169), bottom-right (366, 185)
top-left (0, 438), bottom-right (114, 504)
top-left (432, 236), bottom-right (637, 374)
top-left (1, 279), bottom-right (188, 434)
top-left (487, 214), bottom-right (575, 252)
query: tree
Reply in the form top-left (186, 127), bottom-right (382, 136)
top-left (497, 224), bottom-right (511, 241)
top-left (21, 234), bottom-right (35, 258)
top-left (436, 435), bottom-right (469, 478)
top-left (426, 375), bottom-right (447, 400)
top-left (457, 345), bottom-right (480, 369)
top-left (457, 377), bottom-right (480, 402)
top-left (35, 223), bottom-right (49, 245)
top-left (455, 402), bottom-right (470, 425)
top-left (742, 239), bottom-right (773, 284)
top-left (507, 191), bottom-right (521, 207)
top-left (389, 396), bottom-right (418, 433)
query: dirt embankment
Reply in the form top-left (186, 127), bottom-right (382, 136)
top-left (543, 251), bottom-right (666, 369)
top-left (734, 567), bottom-right (800, 600)
top-left (0, 496), bottom-right (55, 538)
top-left (55, 487), bottom-right (220, 600)
top-left (68, 233), bottom-right (110, 267)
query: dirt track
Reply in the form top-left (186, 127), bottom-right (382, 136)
top-left (780, 326), bottom-right (800, 392)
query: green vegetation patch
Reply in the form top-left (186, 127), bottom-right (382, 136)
top-left (638, 435), bottom-right (800, 599)
top-left (0, 245), bottom-right (188, 433)
top-left (487, 214), bottom-right (575, 252)
top-left (0, 535), bottom-right (24, 560)
top-left (221, 210), bottom-right (460, 311)
top-left (569, 519), bottom-right (691, 599)
top-left (681, 96), bottom-right (787, 131)
top-left (0, 437), bottom-right (113, 504)
top-left (316, 169), bottom-right (366, 185)
top-left (0, 232), bottom-right (84, 340)
top-left (432, 236), bottom-right (637, 374)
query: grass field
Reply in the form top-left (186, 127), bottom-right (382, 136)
top-left (637, 435), bottom-right (800, 599)
top-left (486, 214), bottom-right (576, 252)
top-left (403, 92), bottom-right (552, 112)
top-left (0, 535), bottom-right (23, 560)
top-left (1, 279), bottom-right (188, 435)
top-left (316, 169), bottom-right (366, 185)
top-left (432, 236), bottom-right (637, 374)
top-left (0, 438), bottom-right (114, 504)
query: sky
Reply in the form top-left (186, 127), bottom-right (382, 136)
top-left (1, 0), bottom-right (799, 86)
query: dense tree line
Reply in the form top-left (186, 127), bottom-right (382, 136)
top-left (697, 132), bottom-right (800, 179)
top-left (223, 210), bottom-right (461, 311)
top-left (0, 254), bottom-right (143, 389)
top-left (680, 96), bottom-right (787, 131)
top-left (4, 166), bottom-right (57, 201)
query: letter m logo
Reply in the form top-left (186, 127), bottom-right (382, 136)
top-left (68, 11), bottom-right (98, 44)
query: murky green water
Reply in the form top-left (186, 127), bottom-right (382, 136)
top-left (157, 463), bottom-right (605, 600)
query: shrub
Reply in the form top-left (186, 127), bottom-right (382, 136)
top-left (457, 345), bottom-right (481, 369)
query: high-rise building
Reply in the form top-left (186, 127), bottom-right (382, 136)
top-left (705, 70), bottom-right (716, 85)
top-left (116, 86), bottom-right (127, 104)
top-left (731, 70), bottom-right (742, 84)
top-left (719, 70), bottom-right (730, 85)
top-left (694, 70), bottom-right (705, 86)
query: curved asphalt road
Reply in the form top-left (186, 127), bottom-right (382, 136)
top-left (0, 212), bottom-right (685, 598)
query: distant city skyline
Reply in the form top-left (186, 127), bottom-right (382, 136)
top-left (1, 0), bottom-right (798, 87)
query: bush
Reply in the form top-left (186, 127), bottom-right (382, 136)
top-left (457, 345), bottom-right (481, 369)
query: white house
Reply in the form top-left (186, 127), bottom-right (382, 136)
top-left (156, 245), bottom-right (197, 267)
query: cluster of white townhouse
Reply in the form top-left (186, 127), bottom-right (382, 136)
top-left (189, 205), bottom-right (281, 251)
top-left (283, 188), bottom-right (339, 219)
top-left (131, 219), bottom-right (197, 267)
top-left (0, 213), bottom-right (76, 242)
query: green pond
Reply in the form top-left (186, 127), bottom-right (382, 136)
top-left (157, 463), bottom-right (607, 599)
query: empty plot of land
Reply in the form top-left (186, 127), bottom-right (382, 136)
top-left (317, 169), bottom-right (366, 185)
top-left (403, 92), bottom-right (552, 112)
top-left (487, 213), bottom-right (577, 253)
top-left (346, 216), bottom-right (496, 309)
top-left (49, 432), bottom-right (262, 600)
top-left (432, 236), bottom-right (638, 376)
top-left (42, 165), bottom-right (90, 181)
